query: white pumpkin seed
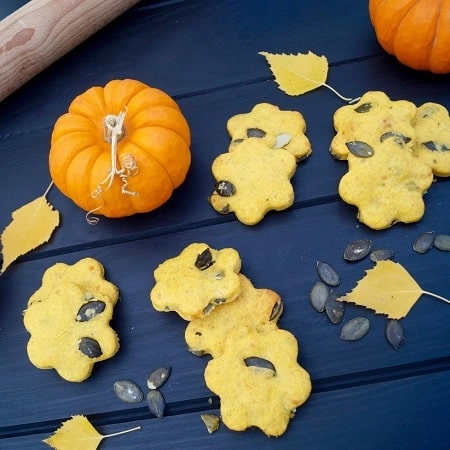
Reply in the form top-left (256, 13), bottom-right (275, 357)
top-left (114, 380), bottom-right (144, 404)
top-left (147, 366), bottom-right (171, 390)
top-left (433, 234), bottom-right (450, 251)
top-left (309, 281), bottom-right (330, 312)
top-left (413, 231), bottom-right (435, 254)
top-left (340, 317), bottom-right (370, 341)
top-left (147, 390), bottom-right (165, 418)
top-left (343, 239), bottom-right (372, 261)
top-left (385, 319), bottom-right (405, 350)
top-left (273, 132), bottom-right (292, 149)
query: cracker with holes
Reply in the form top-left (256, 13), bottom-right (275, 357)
top-left (204, 325), bottom-right (312, 437)
top-left (330, 91), bottom-right (417, 160)
top-left (150, 243), bottom-right (242, 321)
top-left (413, 102), bottom-right (450, 177)
top-left (227, 103), bottom-right (312, 160)
top-left (338, 138), bottom-right (433, 230)
top-left (209, 138), bottom-right (297, 225)
top-left (185, 274), bottom-right (283, 357)
top-left (23, 258), bottom-right (119, 382)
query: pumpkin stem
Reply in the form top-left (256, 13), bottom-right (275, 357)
top-left (86, 108), bottom-right (139, 224)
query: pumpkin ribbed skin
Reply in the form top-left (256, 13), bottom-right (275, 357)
top-left (49, 79), bottom-right (191, 218)
top-left (369, 0), bottom-right (450, 74)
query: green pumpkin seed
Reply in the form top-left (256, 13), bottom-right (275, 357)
top-left (147, 390), bottom-right (165, 418)
top-left (343, 239), bottom-right (372, 261)
top-left (385, 319), bottom-right (405, 350)
top-left (325, 291), bottom-right (344, 324)
top-left (76, 300), bottom-right (106, 322)
top-left (147, 366), bottom-right (171, 390)
top-left (434, 234), bottom-right (450, 251)
top-left (413, 231), bottom-right (435, 254)
top-left (354, 102), bottom-right (374, 113)
top-left (422, 141), bottom-right (450, 152)
top-left (214, 180), bottom-right (236, 197)
top-left (380, 131), bottom-right (411, 144)
top-left (269, 298), bottom-right (284, 321)
top-left (113, 380), bottom-right (144, 404)
top-left (244, 356), bottom-right (276, 376)
top-left (78, 337), bottom-right (102, 358)
top-left (195, 248), bottom-right (214, 270)
top-left (369, 248), bottom-right (395, 262)
top-left (316, 261), bottom-right (340, 286)
top-left (201, 414), bottom-right (220, 433)
top-left (340, 317), bottom-right (370, 341)
top-left (345, 141), bottom-right (374, 158)
top-left (247, 127), bottom-right (266, 138)
top-left (309, 281), bottom-right (330, 312)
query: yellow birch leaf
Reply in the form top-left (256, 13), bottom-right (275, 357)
top-left (259, 51), bottom-right (328, 95)
top-left (338, 260), bottom-right (450, 319)
top-left (1, 185), bottom-right (59, 274)
top-left (43, 415), bottom-right (141, 450)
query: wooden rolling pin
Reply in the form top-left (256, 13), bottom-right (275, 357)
top-left (0, 0), bottom-right (141, 101)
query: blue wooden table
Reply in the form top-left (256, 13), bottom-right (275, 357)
top-left (1, 1), bottom-right (450, 448)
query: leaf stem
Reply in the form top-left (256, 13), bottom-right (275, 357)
top-left (422, 290), bottom-right (450, 305)
top-left (103, 425), bottom-right (141, 439)
top-left (322, 82), bottom-right (361, 104)
top-left (42, 181), bottom-right (54, 198)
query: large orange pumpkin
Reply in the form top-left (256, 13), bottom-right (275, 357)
top-left (49, 79), bottom-right (191, 219)
top-left (369, 0), bottom-right (450, 74)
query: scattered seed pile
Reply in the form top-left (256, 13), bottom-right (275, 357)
top-left (150, 242), bottom-right (312, 437)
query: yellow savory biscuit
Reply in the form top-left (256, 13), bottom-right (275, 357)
top-left (150, 243), bottom-right (242, 321)
top-left (330, 91), bottom-right (417, 160)
top-left (227, 102), bottom-right (312, 160)
top-left (23, 258), bottom-right (119, 382)
top-left (209, 138), bottom-right (297, 225)
top-left (413, 102), bottom-right (450, 177)
top-left (204, 325), bottom-right (311, 437)
top-left (338, 138), bottom-right (433, 230)
top-left (185, 274), bottom-right (283, 357)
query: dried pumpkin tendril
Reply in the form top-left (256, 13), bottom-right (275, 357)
top-left (86, 108), bottom-right (140, 224)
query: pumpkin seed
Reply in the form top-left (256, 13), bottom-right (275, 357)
top-left (78, 337), bottom-right (102, 358)
top-left (422, 141), bottom-right (450, 152)
top-left (273, 132), bottom-right (292, 149)
top-left (413, 231), bottom-right (435, 254)
top-left (244, 356), bottom-right (276, 376)
top-left (316, 261), bottom-right (340, 286)
top-left (201, 414), bottom-right (220, 434)
top-left (214, 180), bottom-right (235, 197)
top-left (343, 239), bottom-right (372, 261)
top-left (385, 319), bottom-right (405, 350)
top-left (195, 248), bottom-right (214, 270)
top-left (340, 317), bottom-right (370, 341)
top-left (147, 390), bottom-right (165, 418)
top-left (269, 298), bottom-right (284, 321)
top-left (203, 302), bottom-right (216, 316)
top-left (325, 291), bottom-right (345, 324)
top-left (76, 300), bottom-right (106, 322)
top-left (247, 127), bottom-right (266, 138)
top-left (369, 248), bottom-right (395, 262)
top-left (380, 131), bottom-right (411, 144)
top-left (434, 234), bottom-right (450, 251)
top-left (345, 141), bottom-right (374, 158)
top-left (113, 380), bottom-right (144, 404)
top-left (309, 281), bottom-right (330, 312)
top-left (147, 366), bottom-right (171, 390)
top-left (354, 102), bottom-right (374, 113)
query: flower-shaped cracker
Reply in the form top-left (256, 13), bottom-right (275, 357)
top-left (150, 243), bottom-right (242, 321)
top-left (209, 138), bottom-right (297, 225)
top-left (204, 325), bottom-right (311, 437)
top-left (185, 274), bottom-right (283, 357)
top-left (338, 138), bottom-right (433, 230)
top-left (227, 103), bottom-right (312, 160)
top-left (23, 258), bottom-right (119, 382)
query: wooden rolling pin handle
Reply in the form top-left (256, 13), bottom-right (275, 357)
top-left (0, 0), bottom-right (141, 101)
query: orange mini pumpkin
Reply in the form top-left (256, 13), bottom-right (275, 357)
top-left (49, 79), bottom-right (191, 219)
top-left (369, 0), bottom-right (450, 74)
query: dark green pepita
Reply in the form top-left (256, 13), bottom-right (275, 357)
top-left (113, 380), bottom-right (144, 404)
top-left (413, 231), bottom-right (435, 254)
top-left (76, 300), bottom-right (106, 322)
top-left (380, 131), bottom-right (411, 145)
top-left (422, 141), bottom-right (450, 152)
top-left (147, 366), bottom-right (171, 390)
top-left (325, 291), bottom-right (345, 324)
top-left (316, 261), bottom-right (340, 286)
top-left (244, 356), bottom-right (276, 376)
top-left (343, 239), bottom-right (372, 261)
top-left (340, 317), bottom-right (370, 341)
top-left (147, 390), bottom-right (165, 418)
top-left (369, 248), bottom-right (395, 262)
top-left (201, 414), bottom-right (220, 434)
top-left (354, 102), bottom-right (374, 113)
top-left (309, 281), bottom-right (330, 313)
top-left (345, 141), bottom-right (374, 158)
top-left (214, 180), bottom-right (235, 197)
top-left (434, 234), bottom-right (450, 251)
top-left (269, 298), bottom-right (284, 321)
top-left (78, 337), bottom-right (102, 358)
top-left (385, 319), bottom-right (405, 350)
top-left (195, 248), bottom-right (214, 270)
top-left (247, 127), bottom-right (266, 138)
